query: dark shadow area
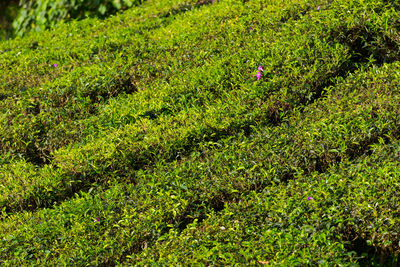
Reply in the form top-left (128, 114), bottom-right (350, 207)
top-left (0, 0), bottom-right (18, 40)
top-left (343, 227), bottom-right (399, 266)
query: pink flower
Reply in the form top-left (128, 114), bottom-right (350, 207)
top-left (94, 217), bottom-right (100, 222)
top-left (317, 6), bottom-right (320, 11)
top-left (256, 71), bottom-right (262, 80)
top-left (53, 64), bottom-right (58, 68)
top-left (258, 65), bottom-right (264, 72)
top-left (307, 197), bottom-right (313, 201)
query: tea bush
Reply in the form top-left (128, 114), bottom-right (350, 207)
top-left (1, 0), bottom-right (400, 265)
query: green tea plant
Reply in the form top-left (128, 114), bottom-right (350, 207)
top-left (1, 0), bottom-right (400, 265)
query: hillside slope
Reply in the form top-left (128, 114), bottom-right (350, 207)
top-left (1, 0), bottom-right (400, 265)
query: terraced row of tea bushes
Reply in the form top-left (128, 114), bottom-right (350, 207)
top-left (3, 0), bottom-right (400, 213)
top-left (1, 58), bottom-right (400, 265)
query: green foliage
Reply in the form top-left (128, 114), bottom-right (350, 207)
top-left (13, 0), bottom-right (144, 36)
top-left (1, 0), bottom-right (400, 265)
top-left (0, 0), bottom-right (19, 40)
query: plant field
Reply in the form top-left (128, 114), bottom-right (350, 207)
top-left (1, 0), bottom-right (400, 265)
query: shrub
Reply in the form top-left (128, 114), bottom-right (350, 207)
top-left (1, 0), bottom-right (400, 265)
top-left (13, 0), bottom-right (144, 36)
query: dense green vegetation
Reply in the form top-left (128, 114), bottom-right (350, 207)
top-left (1, 0), bottom-right (400, 264)
top-left (13, 0), bottom-right (145, 37)
top-left (0, 0), bottom-right (143, 40)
